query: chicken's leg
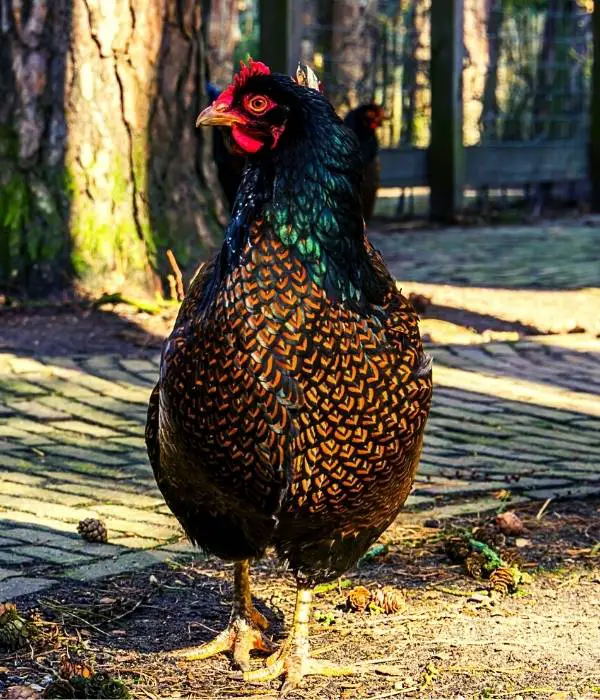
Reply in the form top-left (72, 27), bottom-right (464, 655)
top-left (172, 560), bottom-right (272, 670)
top-left (243, 582), bottom-right (356, 691)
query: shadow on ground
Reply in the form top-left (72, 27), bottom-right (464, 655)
top-left (0, 304), bottom-right (168, 357)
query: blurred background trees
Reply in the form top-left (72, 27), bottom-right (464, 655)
top-left (0, 0), bottom-right (596, 298)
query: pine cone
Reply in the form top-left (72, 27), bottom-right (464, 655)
top-left (473, 525), bottom-right (506, 550)
top-left (444, 535), bottom-right (470, 563)
top-left (59, 655), bottom-right (94, 680)
top-left (72, 672), bottom-right (129, 699)
top-left (6, 686), bottom-right (42, 699)
top-left (489, 567), bottom-right (517, 595)
top-left (464, 552), bottom-right (486, 579)
top-left (371, 588), bottom-right (406, 614)
top-left (0, 602), bottom-right (33, 651)
top-left (77, 518), bottom-right (108, 543)
top-left (346, 586), bottom-right (371, 612)
top-left (42, 679), bottom-right (76, 699)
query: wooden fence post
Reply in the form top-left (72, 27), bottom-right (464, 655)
top-left (591, 0), bottom-right (600, 211)
top-left (259, 0), bottom-right (300, 75)
top-left (429, 0), bottom-right (464, 221)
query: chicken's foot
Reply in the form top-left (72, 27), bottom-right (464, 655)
top-left (172, 560), bottom-right (272, 670)
top-left (243, 583), bottom-right (356, 692)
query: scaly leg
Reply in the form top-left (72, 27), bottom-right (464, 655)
top-left (172, 560), bottom-right (273, 670)
top-left (243, 582), bottom-right (356, 692)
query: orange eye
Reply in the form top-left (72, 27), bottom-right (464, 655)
top-left (244, 94), bottom-right (271, 115)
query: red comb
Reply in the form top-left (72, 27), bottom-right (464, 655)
top-left (236, 58), bottom-right (271, 85)
top-left (215, 58), bottom-right (271, 108)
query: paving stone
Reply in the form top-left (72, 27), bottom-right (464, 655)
top-left (0, 550), bottom-right (34, 564)
top-left (48, 483), bottom-right (163, 508)
top-left (111, 536), bottom-right (164, 550)
top-left (0, 453), bottom-right (42, 469)
top-left (40, 459), bottom-right (132, 480)
top-left (94, 505), bottom-right (177, 528)
top-left (409, 496), bottom-right (532, 519)
top-left (119, 359), bottom-right (157, 374)
top-left (0, 483), bottom-right (91, 507)
top-left (5, 399), bottom-right (72, 420)
top-left (0, 379), bottom-right (48, 396)
top-left (9, 357), bottom-right (48, 374)
top-left (96, 517), bottom-right (180, 539)
top-left (3, 528), bottom-right (122, 557)
top-left (16, 546), bottom-right (92, 565)
top-left (0, 576), bottom-right (58, 599)
top-left (50, 420), bottom-right (122, 438)
top-left (0, 495), bottom-right (100, 523)
top-left (30, 378), bottom-right (98, 399)
top-left (525, 484), bottom-right (600, 500)
top-left (64, 549), bottom-right (175, 582)
top-left (158, 541), bottom-right (198, 554)
top-left (37, 396), bottom-right (129, 427)
top-left (42, 470), bottom-right (150, 493)
top-left (0, 426), bottom-right (50, 445)
top-left (40, 445), bottom-right (131, 466)
top-left (0, 568), bottom-right (20, 581)
top-left (0, 472), bottom-right (45, 486)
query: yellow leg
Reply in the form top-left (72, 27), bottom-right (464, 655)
top-left (243, 582), bottom-right (356, 692)
top-left (172, 561), bottom-right (272, 670)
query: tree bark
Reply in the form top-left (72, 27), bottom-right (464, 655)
top-left (400, 1), bottom-right (418, 146)
top-left (203, 0), bottom-right (239, 87)
top-left (0, 0), bottom-right (223, 297)
top-left (479, 0), bottom-right (503, 142)
top-left (532, 0), bottom-right (577, 140)
top-left (326, 0), bottom-right (378, 111)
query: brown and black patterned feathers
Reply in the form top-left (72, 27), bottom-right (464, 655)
top-left (147, 219), bottom-right (431, 579)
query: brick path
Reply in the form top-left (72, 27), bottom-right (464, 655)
top-left (1, 223), bottom-right (600, 600)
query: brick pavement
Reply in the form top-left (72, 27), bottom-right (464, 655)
top-left (1, 331), bottom-right (599, 600)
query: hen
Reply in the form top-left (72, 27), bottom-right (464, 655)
top-left (343, 103), bottom-right (385, 224)
top-left (146, 60), bottom-right (432, 689)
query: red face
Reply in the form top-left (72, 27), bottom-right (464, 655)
top-left (196, 60), bottom-right (286, 155)
top-left (364, 105), bottom-right (385, 131)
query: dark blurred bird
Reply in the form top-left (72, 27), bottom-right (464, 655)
top-left (146, 59), bottom-right (432, 690)
top-left (343, 103), bottom-right (385, 224)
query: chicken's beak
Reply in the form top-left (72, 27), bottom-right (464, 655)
top-left (196, 103), bottom-right (244, 128)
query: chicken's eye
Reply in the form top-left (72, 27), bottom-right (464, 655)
top-left (244, 94), bottom-right (270, 115)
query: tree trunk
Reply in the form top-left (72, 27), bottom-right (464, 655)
top-left (400, 1), bottom-right (418, 145)
top-left (0, 0), bottom-right (223, 298)
top-left (327, 0), bottom-right (378, 111)
top-left (479, 0), bottom-right (503, 141)
top-left (532, 0), bottom-right (575, 140)
top-left (204, 0), bottom-right (239, 87)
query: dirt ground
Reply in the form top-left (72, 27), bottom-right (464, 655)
top-left (1, 498), bottom-right (599, 699)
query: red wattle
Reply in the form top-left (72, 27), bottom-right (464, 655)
top-left (232, 126), bottom-right (264, 154)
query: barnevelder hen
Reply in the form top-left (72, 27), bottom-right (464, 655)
top-left (145, 59), bottom-right (432, 690)
top-left (343, 103), bottom-right (385, 224)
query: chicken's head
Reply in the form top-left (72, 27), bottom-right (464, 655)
top-left (360, 104), bottom-right (386, 131)
top-left (196, 58), bottom-right (292, 155)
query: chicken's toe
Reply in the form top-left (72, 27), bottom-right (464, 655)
top-left (172, 617), bottom-right (273, 671)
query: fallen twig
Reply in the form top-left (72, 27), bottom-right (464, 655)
top-left (166, 249), bottom-right (185, 301)
top-left (536, 498), bottom-right (552, 520)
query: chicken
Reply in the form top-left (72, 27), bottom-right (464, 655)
top-left (343, 103), bottom-right (385, 224)
top-left (146, 59), bottom-right (432, 690)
